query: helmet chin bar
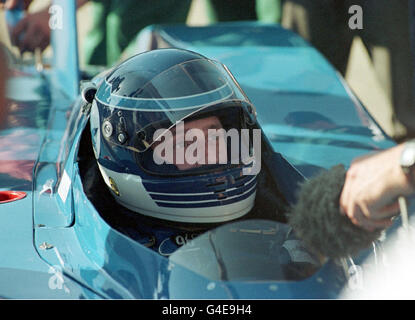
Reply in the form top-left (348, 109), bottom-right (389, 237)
top-left (116, 196), bottom-right (255, 224)
top-left (98, 164), bottom-right (257, 224)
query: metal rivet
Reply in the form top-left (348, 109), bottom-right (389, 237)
top-left (102, 121), bottom-right (113, 138)
top-left (117, 132), bottom-right (127, 144)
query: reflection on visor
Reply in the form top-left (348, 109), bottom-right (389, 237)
top-left (138, 105), bottom-right (256, 176)
top-left (95, 58), bottom-right (254, 153)
top-left (152, 115), bottom-right (226, 171)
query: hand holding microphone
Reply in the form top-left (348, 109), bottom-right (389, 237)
top-left (340, 144), bottom-right (415, 231)
top-left (288, 143), bottom-right (415, 259)
top-left (287, 164), bottom-right (385, 259)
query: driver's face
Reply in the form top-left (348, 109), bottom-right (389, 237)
top-left (154, 115), bottom-right (227, 171)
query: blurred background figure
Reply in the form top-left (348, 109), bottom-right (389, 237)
top-left (2, 0), bottom-right (192, 66)
top-left (204, 0), bottom-right (281, 24)
top-left (82, 0), bottom-right (191, 66)
top-left (207, 0), bottom-right (256, 22)
top-left (280, 0), bottom-right (415, 142)
top-left (1, 0), bottom-right (51, 54)
top-left (4, 0), bottom-right (282, 66)
top-left (3, 0), bottom-right (411, 142)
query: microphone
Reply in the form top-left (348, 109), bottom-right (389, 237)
top-left (287, 165), bottom-right (383, 259)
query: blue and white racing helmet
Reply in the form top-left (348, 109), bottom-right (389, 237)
top-left (90, 48), bottom-right (260, 224)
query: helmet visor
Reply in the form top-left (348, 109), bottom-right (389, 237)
top-left (137, 102), bottom-right (257, 176)
top-left (94, 58), bottom-right (255, 154)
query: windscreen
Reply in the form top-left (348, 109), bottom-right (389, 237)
top-left (169, 219), bottom-right (323, 282)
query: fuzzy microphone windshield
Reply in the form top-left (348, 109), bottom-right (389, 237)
top-left (287, 165), bottom-right (383, 259)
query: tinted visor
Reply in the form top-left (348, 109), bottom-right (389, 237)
top-left (95, 59), bottom-right (255, 154)
top-left (137, 102), bottom-right (256, 176)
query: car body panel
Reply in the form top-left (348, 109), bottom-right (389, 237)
top-left (0, 19), bottom-right (396, 298)
top-left (0, 69), bottom-right (100, 300)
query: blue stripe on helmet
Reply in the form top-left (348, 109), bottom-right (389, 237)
top-left (155, 184), bottom-right (256, 208)
top-left (96, 81), bottom-right (234, 111)
top-left (143, 172), bottom-right (254, 194)
top-left (149, 177), bottom-right (257, 202)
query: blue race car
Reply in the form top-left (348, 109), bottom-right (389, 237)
top-left (0, 1), bottom-right (397, 299)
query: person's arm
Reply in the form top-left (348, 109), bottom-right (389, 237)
top-left (0, 0), bottom-right (31, 10)
top-left (339, 143), bottom-right (415, 231)
top-left (8, 0), bottom-right (89, 53)
top-left (76, 0), bottom-right (89, 8)
top-left (1, 0), bottom-right (87, 10)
